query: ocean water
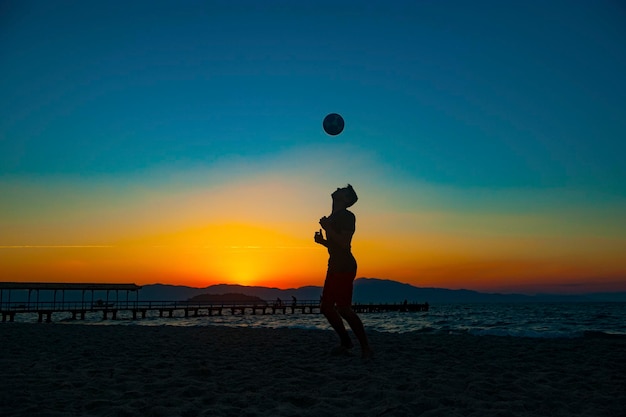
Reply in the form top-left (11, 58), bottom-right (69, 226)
top-left (8, 302), bottom-right (626, 339)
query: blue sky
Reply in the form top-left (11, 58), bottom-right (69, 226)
top-left (1, 0), bottom-right (625, 292)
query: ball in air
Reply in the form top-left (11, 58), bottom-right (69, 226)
top-left (323, 113), bottom-right (345, 136)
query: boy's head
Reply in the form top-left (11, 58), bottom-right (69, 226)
top-left (344, 184), bottom-right (358, 207)
top-left (333, 184), bottom-right (358, 208)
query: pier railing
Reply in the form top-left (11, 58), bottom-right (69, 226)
top-left (0, 299), bottom-right (429, 323)
top-left (0, 299), bottom-right (320, 311)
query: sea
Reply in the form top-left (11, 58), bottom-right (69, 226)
top-left (7, 302), bottom-right (626, 339)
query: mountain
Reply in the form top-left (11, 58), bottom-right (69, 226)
top-left (139, 283), bottom-right (320, 303)
top-left (187, 293), bottom-right (265, 304)
top-left (138, 278), bottom-right (626, 304)
top-left (4, 278), bottom-right (625, 303)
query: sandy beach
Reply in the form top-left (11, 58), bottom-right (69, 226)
top-left (1, 324), bottom-right (625, 417)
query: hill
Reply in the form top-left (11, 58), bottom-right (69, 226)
top-left (187, 293), bottom-right (265, 304)
top-left (4, 278), bottom-right (625, 303)
top-left (138, 278), bottom-right (626, 304)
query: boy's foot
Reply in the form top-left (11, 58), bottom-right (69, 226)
top-left (361, 347), bottom-right (374, 361)
top-left (330, 345), bottom-right (354, 356)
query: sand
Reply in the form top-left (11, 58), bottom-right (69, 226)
top-left (1, 324), bottom-right (625, 417)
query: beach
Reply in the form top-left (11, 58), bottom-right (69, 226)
top-left (1, 324), bottom-right (625, 417)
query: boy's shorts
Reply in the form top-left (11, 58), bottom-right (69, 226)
top-left (321, 270), bottom-right (357, 307)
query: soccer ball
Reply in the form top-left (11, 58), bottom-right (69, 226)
top-left (323, 113), bottom-right (345, 136)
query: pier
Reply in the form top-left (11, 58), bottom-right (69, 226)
top-left (0, 282), bottom-right (429, 323)
top-left (0, 282), bottom-right (142, 323)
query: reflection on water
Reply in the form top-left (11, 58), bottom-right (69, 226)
top-left (24, 302), bottom-right (624, 339)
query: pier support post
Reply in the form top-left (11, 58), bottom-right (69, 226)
top-left (38, 311), bottom-right (52, 323)
top-left (2, 312), bottom-right (16, 322)
top-left (38, 311), bottom-right (52, 322)
top-left (132, 309), bottom-right (147, 319)
top-left (71, 310), bottom-right (86, 320)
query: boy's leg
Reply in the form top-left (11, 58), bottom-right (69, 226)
top-left (338, 306), bottom-right (373, 359)
top-left (321, 301), bottom-right (353, 348)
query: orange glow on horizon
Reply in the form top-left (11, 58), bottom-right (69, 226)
top-left (2, 229), bottom-right (625, 293)
top-left (2, 208), bottom-right (625, 293)
top-left (0, 222), bottom-right (329, 289)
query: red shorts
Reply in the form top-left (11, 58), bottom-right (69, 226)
top-left (321, 270), bottom-right (356, 307)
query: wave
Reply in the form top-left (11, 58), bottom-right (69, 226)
top-left (583, 330), bottom-right (626, 340)
top-left (466, 328), bottom-right (626, 339)
top-left (468, 328), bottom-right (583, 339)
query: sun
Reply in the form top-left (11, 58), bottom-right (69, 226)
top-left (226, 259), bottom-right (261, 287)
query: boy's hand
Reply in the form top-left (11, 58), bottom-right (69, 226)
top-left (319, 216), bottom-right (331, 230)
top-left (314, 229), bottom-right (325, 245)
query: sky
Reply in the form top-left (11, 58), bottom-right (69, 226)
top-left (1, 0), bottom-right (625, 294)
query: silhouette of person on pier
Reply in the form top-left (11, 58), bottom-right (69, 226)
top-left (314, 184), bottom-right (373, 359)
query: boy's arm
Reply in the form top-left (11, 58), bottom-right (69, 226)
top-left (319, 214), bottom-right (353, 249)
top-left (314, 229), bottom-right (328, 247)
top-left (322, 227), bottom-right (352, 249)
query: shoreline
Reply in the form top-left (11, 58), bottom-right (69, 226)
top-left (2, 324), bottom-right (625, 416)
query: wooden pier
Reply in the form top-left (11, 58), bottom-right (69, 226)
top-left (0, 282), bottom-right (429, 323)
top-left (0, 300), bottom-right (429, 323)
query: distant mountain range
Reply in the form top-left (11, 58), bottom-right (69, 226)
top-left (4, 278), bottom-right (624, 303)
top-left (139, 278), bottom-right (626, 303)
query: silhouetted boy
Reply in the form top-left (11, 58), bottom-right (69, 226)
top-left (314, 184), bottom-right (372, 359)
